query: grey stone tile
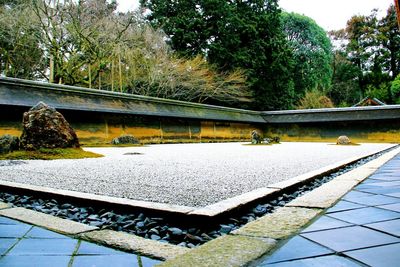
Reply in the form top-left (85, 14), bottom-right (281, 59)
top-left (301, 226), bottom-right (399, 252)
top-left (8, 238), bottom-right (78, 255)
top-left (362, 181), bottom-right (400, 187)
top-left (386, 192), bottom-right (400, 198)
top-left (301, 216), bottom-right (353, 233)
top-left (77, 241), bottom-right (125, 255)
top-left (327, 207), bottom-right (400, 225)
top-left (260, 236), bottom-right (333, 264)
top-left (72, 254), bottom-right (160, 267)
top-left (0, 238), bottom-right (18, 255)
top-left (343, 191), bottom-right (374, 201)
top-left (258, 255), bottom-right (361, 267)
top-left (0, 255), bottom-right (71, 267)
top-left (355, 187), bottom-right (400, 196)
top-left (26, 227), bottom-right (70, 239)
top-left (378, 203), bottom-right (400, 213)
top-left (368, 174), bottom-right (400, 181)
top-left (0, 224), bottom-right (31, 238)
top-left (344, 243), bottom-right (400, 267)
top-left (346, 194), bottom-right (400, 206)
top-left (0, 217), bottom-right (19, 225)
top-left (365, 219), bottom-right (400, 237)
top-left (326, 200), bottom-right (366, 214)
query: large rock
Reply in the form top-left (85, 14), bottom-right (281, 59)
top-left (0, 134), bottom-right (20, 154)
top-left (20, 102), bottom-right (80, 150)
top-left (111, 134), bottom-right (139, 145)
top-left (336, 135), bottom-right (351, 145)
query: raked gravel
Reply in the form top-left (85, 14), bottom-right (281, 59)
top-left (0, 142), bottom-right (393, 207)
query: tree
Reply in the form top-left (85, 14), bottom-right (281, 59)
top-left (329, 51), bottom-right (362, 106)
top-left (141, 0), bottom-right (295, 110)
top-left (0, 0), bottom-right (45, 79)
top-left (281, 12), bottom-right (333, 98)
top-left (0, 0), bottom-right (250, 106)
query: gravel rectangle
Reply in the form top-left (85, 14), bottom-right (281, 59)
top-left (0, 142), bottom-right (393, 207)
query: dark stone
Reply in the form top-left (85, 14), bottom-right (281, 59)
top-left (20, 102), bottom-right (80, 150)
top-left (168, 227), bottom-right (183, 236)
top-left (111, 134), bottom-right (140, 145)
top-left (251, 130), bottom-right (262, 144)
top-left (219, 224), bottom-right (232, 234)
top-left (0, 134), bottom-right (20, 154)
top-left (150, 234), bottom-right (161, 240)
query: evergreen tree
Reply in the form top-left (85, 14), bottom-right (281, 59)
top-left (141, 0), bottom-right (295, 110)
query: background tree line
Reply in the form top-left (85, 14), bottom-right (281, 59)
top-left (1, 0), bottom-right (399, 110)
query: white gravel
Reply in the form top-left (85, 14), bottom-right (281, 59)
top-left (0, 142), bottom-right (393, 207)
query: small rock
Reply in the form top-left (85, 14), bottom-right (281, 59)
top-left (111, 134), bottom-right (140, 145)
top-left (337, 135), bottom-right (351, 145)
top-left (219, 224), bottom-right (232, 234)
top-left (0, 134), bottom-right (20, 154)
top-left (150, 234), bottom-right (161, 240)
top-left (168, 227), bottom-right (183, 236)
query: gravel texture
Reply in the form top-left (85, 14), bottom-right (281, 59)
top-left (0, 146), bottom-right (395, 248)
top-left (0, 142), bottom-right (393, 207)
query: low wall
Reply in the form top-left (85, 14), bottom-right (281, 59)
top-left (1, 77), bottom-right (400, 144)
top-left (0, 78), bottom-right (263, 144)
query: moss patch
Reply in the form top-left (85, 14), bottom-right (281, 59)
top-left (0, 148), bottom-right (103, 160)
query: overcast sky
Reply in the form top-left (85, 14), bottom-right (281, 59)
top-left (116, 0), bottom-right (394, 31)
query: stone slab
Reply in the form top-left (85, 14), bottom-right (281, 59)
top-left (0, 207), bottom-right (97, 235)
top-left (158, 235), bottom-right (276, 267)
top-left (232, 207), bottom-right (322, 240)
top-left (79, 230), bottom-right (188, 261)
top-left (0, 202), bottom-right (11, 209)
top-left (286, 180), bottom-right (359, 209)
top-left (189, 188), bottom-right (279, 217)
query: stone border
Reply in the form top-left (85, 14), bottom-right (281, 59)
top-left (0, 204), bottom-right (188, 260)
top-left (0, 146), bottom-right (398, 264)
top-left (158, 146), bottom-right (400, 266)
top-left (1, 145), bottom-right (396, 220)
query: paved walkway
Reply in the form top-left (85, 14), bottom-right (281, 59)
top-left (0, 216), bottom-right (160, 267)
top-left (255, 153), bottom-right (400, 266)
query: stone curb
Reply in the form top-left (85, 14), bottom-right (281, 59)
top-left (0, 201), bottom-right (11, 209)
top-left (0, 145), bottom-right (396, 220)
top-left (157, 234), bottom-right (277, 267)
top-left (0, 180), bottom-right (194, 215)
top-left (0, 207), bottom-right (97, 235)
top-left (159, 147), bottom-right (400, 266)
top-left (79, 229), bottom-right (189, 261)
top-left (188, 144), bottom-right (397, 217)
top-left (232, 207), bottom-right (322, 240)
top-left (286, 146), bottom-right (400, 209)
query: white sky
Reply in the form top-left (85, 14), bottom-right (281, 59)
top-left (116, 0), bottom-right (394, 31)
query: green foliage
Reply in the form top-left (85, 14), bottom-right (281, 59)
top-left (365, 84), bottom-right (389, 102)
top-left (281, 12), bottom-right (333, 97)
top-left (328, 5), bottom-right (400, 105)
top-left (0, 148), bottom-right (103, 160)
top-left (391, 74), bottom-right (400, 103)
top-left (296, 90), bottom-right (334, 109)
top-left (141, 0), bottom-right (295, 110)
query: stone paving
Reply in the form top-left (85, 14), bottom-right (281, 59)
top-left (0, 216), bottom-right (160, 267)
top-left (254, 153), bottom-right (400, 267)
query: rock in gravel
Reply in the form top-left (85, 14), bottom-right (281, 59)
top-left (0, 134), bottom-right (20, 154)
top-left (168, 227), bottom-right (183, 236)
top-left (111, 134), bottom-right (139, 145)
top-left (20, 102), bottom-right (80, 149)
top-left (337, 135), bottom-right (351, 145)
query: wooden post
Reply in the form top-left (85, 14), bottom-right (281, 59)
top-left (395, 0), bottom-right (400, 29)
